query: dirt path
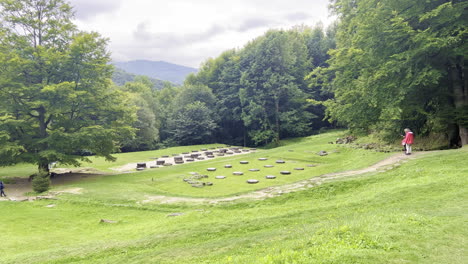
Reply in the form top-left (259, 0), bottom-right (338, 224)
top-left (141, 152), bottom-right (428, 204)
top-left (0, 170), bottom-right (103, 201)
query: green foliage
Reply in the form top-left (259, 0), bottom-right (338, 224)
top-left (186, 50), bottom-right (245, 145)
top-left (0, 0), bottom-right (136, 171)
top-left (154, 84), bottom-right (182, 142)
top-left (239, 30), bottom-right (314, 145)
top-left (31, 170), bottom-right (50, 193)
top-left (119, 78), bottom-right (160, 151)
top-left (317, 0), bottom-right (468, 145)
top-left (187, 27), bottom-right (336, 146)
top-left (167, 101), bottom-right (218, 145)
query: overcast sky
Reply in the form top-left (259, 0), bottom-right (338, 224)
top-left (69, 0), bottom-right (334, 68)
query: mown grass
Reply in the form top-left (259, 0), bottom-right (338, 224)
top-left (0, 132), bottom-right (466, 264)
top-left (0, 144), bottom-right (229, 180)
top-left (49, 131), bottom-right (391, 201)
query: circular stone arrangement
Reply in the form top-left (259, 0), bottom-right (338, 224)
top-left (276, 160), bottom-right (286, 164)
top-left (249, 168), bottom-right (260, 172)
top-left (265, 175), bottom-right (276, 179)
top-left (264, 165), bottom-right (274, 168)
top-left (258, 158), bottom-right (268, 161)
top-left (246, 179), bottom-right (259, 184)
top-left (239, 161), bottom-right (249, 164)
top-left (215, 176), bottom-right (226, 179)
top-left (224, 164), bottom-right (232, 168)
top-left (280, 171), bottom-right (291, 175)
top-left (233, 171), bottom-right (244, 175)
top-left (207, 168), bottom-right (216, 171)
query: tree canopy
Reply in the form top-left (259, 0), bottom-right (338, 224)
top-left (313, 0), bottom-right (467, 146)
top-left (0, 0), bottom-right (135, 172)
top-left (185, 27), bottom-right (336, 146)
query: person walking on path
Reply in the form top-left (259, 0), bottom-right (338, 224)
top-left (402, 128), bottom-right (414, 155)
top-left (0, 181), bottom-right (6, 197)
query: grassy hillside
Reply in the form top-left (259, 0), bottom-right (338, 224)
top-left (0, 132), bottom-right (466, 263)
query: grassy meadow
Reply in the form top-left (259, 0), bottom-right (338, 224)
top-left (0, 131), bottom-right (466, 263)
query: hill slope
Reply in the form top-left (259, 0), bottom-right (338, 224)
top-left (113, 60), bottom-right (198, 84)
top-left (111, 67), bottom-right (170, 90)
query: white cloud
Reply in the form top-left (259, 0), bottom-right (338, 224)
top-left (69, 0), bottom-right (333, 68)
top-left (70, 0), bottom-right (123, 20)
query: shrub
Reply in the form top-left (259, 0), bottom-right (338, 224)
top-left (32, 170), bottom-right (51, 193)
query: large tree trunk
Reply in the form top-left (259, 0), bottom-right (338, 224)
top-left (450, 57), bottom-right (468, 146)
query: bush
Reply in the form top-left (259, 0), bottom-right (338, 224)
top-left (32, 170), bottom-right (51, 193)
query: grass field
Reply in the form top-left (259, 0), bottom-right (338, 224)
top-left (0, 131), bottom-right (466, 263)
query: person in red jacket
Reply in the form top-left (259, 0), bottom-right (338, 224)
top-left (402, 128), bottom-right (414, 155)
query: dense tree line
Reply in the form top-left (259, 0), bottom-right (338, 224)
top-left (313, 0), bottom-right (467, 146)
top-left (126, 0), bottom-right (467, 148)
top-left (120, 25), bottom-right (337, 148)
top-left (183, 26), bottom-right (336, 146)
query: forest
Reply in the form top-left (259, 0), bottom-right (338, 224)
top-left (0, 0), bottom-right (466, 174)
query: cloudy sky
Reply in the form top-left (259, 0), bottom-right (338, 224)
top-left (69, 0), bottom-right (334, 68)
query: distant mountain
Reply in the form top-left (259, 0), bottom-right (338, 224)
top-left (111, 67), bottom-right (170, 90)
top-left (113, 60), bottom-right (198, 85)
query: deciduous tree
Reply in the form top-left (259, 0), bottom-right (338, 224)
top-left (0, 0), bottom-right (135, 173)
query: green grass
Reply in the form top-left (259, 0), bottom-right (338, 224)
top-left (72, 143), bottom-right (229, 172)
top-left (1, 132), bottom-right (466, 264)
top-left (0, 163), bottom-right (37, 181)
top-left (51, 131), bottom-right (391, 201)
top-left (0, 144), bottom-right (229, 179)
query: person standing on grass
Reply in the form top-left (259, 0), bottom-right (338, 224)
top-left (0, 180), bottom-right (6, 197)
top-left (402, 128), bottom-right (414, 155)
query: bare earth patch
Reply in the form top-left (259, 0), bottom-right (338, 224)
top-left (0, 171), bottom-right (99, 201)
top-left (141, 152), bottom-right (428, 204)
